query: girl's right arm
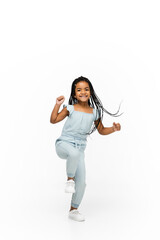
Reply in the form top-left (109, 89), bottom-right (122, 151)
top-left (50, 96), bottom-right (69, 124)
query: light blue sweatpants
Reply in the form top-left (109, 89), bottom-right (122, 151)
top-left (55, 140), bottom-right (86, 209)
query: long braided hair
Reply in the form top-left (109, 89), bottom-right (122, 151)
top-left (68, 76), bottom-right (123, 135)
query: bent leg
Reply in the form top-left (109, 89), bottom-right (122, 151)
top-left (55, 141), bottom-right (82, 178)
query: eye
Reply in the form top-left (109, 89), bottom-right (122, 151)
top-left (77, 88), bottom-right (89, 92)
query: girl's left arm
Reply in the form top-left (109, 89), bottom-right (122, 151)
top-left (95, 119), bottom-right (121, 135)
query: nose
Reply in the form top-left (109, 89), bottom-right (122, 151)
top-left (81, 90), bottom-right (86, 94)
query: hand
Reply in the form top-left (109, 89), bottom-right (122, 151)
top-left (56, 96), bottom-right (65, 105)
top-left (112, 122), bottom-right (121, 132)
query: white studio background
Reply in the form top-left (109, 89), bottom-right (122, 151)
top-left (0, 0), bottom-right (160, 239)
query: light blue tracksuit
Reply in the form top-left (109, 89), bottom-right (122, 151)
top-left (55, 104), bottom-right (100, 208)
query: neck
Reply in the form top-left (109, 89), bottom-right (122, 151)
top-left (76, 101), bottom-right (89, 108)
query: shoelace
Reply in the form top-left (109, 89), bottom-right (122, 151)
top-left (71, 210), bottom-right (81, 215)
top-left (67, 181), bottom-right (74, 187)
top-left (74, 211), bottom-right (80, 215)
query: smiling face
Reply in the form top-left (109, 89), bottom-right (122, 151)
top-left (74, 81), bottom-right (91, 103)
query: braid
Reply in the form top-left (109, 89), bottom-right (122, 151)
top-left (68, 76), bottom-right (123, 135)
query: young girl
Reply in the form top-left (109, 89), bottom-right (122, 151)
top-left (50, 76), bottom-right (122, 222)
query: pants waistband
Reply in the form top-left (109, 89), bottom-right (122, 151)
top-left (60, 135), bottom-right (87, 144)
top-left (55, 139), bottom-right (86, 150)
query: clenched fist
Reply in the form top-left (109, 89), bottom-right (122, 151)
top-left (113, 122), bottom-right (121, 132)
top-left (56, 96), bottom-right (65, 105)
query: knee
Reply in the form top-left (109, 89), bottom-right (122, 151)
top-left (81, 182), bottom-right (87, 190)
top-left (76, 181), bottom-right (86, 189)
top-left (84, 182), bottom-right (87, 189)
top-left (69, 150), bottom-right (81, 160)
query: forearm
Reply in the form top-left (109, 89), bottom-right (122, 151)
top-left (100, 126), bottom-right (115, 135)
top-left (50, 104), bottom-right (60, 123)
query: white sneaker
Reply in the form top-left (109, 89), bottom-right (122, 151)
top-left (65, 179), bottom-right (75, 193)
top-left (68, 209), bottom-right (85, 222)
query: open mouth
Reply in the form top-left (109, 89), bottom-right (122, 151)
top-left (80, 96), bottom-right (88, 98)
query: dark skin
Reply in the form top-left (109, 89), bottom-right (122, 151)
top-left (50, 81), bottom-right (121, 211)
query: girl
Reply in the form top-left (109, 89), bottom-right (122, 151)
top-left (50, 76), bottom-right (122, 222)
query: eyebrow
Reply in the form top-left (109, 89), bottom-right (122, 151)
top-left (77, 87), bottom-right (89, 89)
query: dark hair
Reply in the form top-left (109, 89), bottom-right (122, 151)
top-left (68, 76), bottom-right (123, 135)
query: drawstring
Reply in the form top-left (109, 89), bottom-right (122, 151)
top-left (75, 142), bottom-right (79, 149)
top-left (74, 138), bottom-right (85, 150)
top-left (75, 141), bottom-right (81, 150)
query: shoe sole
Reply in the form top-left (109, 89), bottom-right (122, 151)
top-left (65, 189), bottom-right (75, 193)
top-left (68, 215), bottom-right (85, 222)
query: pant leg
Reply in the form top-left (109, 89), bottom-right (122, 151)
top-left (71, 150), bottom-right (86, 208)
top-left (55, 140), bottom-right (82, 178)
